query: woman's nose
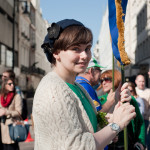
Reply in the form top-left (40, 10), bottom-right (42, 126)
top-left (102, 81), bottom-right (106, 85)
top-left (81, 50), bottom-right (91, 60)
top-left (81, 50), bottom-right (87, 58)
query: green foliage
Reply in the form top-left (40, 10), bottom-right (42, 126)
top-left (97, 112), bottom-right (108, 128)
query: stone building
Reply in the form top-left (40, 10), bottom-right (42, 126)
top-left (0, 0), bottom-right (51, 93)
top-left (0, 0), bottom-right (18, 73)
top-left (94, 0), bottom-right (150, 87)
top-left (124, 0), bottom-right (150, 87)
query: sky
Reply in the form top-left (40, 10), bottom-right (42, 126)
top-left (40, 0), bottom-right (108, 52)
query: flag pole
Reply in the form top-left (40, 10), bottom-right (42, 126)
top-left (112, 53), bottom-right (115, 91)
top-left (112, 53), bottom-right (115, 150)
top-left (121, 65), bottom-right (128, 150)
top-left (108, 0), bottom-right (130, 148)
top-left (115, 0), bottom-right (130, 148)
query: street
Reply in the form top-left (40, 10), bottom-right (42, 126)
top-left (19, 141), bottom-right (34, 150)
top-left (19, 120), bottom-right (34, 150)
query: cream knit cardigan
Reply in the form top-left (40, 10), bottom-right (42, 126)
top-left (32, 71), bottom-right (98, 150)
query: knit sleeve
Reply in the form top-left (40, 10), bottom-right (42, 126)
top-left (33, 75), bottom-right (97, 150)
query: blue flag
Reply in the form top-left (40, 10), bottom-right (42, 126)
top-left (108, 0), bottom-right (129, 65)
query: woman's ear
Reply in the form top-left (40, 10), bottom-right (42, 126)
top-left (53, 50), bottom-right (60, 61)
top-left (89, 68), bottom-right (94, 77)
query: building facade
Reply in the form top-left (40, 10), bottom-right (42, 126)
top-left (94, 0), bottom-right (150, 87)
top-left (0, 0), bottom-right (51, 93)
top-left (0, 0), bottom-right (19, 74)
top-left (124, 0), bottom-right (150, 87)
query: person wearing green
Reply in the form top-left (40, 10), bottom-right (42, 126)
top-left (99, 70), bottom-right (145, 150)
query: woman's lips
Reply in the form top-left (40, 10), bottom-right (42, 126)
top-left (77, 62), bottom-right (87, 67)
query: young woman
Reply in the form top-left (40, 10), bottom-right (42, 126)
top-left (128, 81), bottom-right (145, 117)
top-left (99, 70), bottom-right (145, 150)
top-left (32, 19), bottom-right (136, 150)
top-left (0, 78), bottom-right (22, 150)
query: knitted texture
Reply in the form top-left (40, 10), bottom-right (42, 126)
top-left (32, 72), bottom-right (97, 150)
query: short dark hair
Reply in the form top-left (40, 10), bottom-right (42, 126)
top-left (4, 70), bottom-right (15, 79)
top-left (42, 24), bottom-right (93, 65)
top-left (50, 26), bottom-right (93, 64)
top-left (41, 19), bottom-right (93, 64)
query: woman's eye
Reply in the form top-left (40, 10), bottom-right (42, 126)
top-left (85, 48), bottom-right (91, 52)
top-left (72, 47), bottom-right (81, 51)
top-left (72, 46), bottom-right (91, 52)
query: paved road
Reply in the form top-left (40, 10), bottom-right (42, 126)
top-left (19, 120), bottom-right (34, 150)
top-left (19, 141), bottom-right (34, 150)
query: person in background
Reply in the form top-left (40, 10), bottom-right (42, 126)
top-left (76, 58), bottom-right (126, 150)
top-left (0, 70), bottom-right (21, 149)
top-left (99, 70), bottom-right (145, 150)
top-left (32, 19), bottom-right (136, 150)
top-left (135, 74), bottom-right (150, 150)
top-left (76, 58), bottom-right (130, 113)
top-left (128, 81), bottom-right (145, 117)
top-left (75, 57), bottom-right (103, 112)
top-left (0, 70), bottom-right (28, 120)
top-left (0, 78), bottom-right (22, 150)
top-left (1, 70), bottom-right (24, 99)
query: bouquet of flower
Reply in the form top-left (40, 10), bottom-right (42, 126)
top-left (97, 112), bottom-right (108, 128)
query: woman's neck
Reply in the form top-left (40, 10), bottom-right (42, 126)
top-left (53, 68), bottom-right (76, 84)
top-left (4, 91), bottom-right (9, 95)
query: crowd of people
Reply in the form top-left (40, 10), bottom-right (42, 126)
top-left (1, 18), bottom-right (150, 150)
top-left (98, 70), bottom-right (145, 150)
top-left (32, 19), bottom-right (150, 150)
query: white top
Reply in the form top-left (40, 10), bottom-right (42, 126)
top-left (135, 87), bottom-right (150, 120)
top-left (136, 96), bottom-right (145, 117)
top-left (32, 71), bottom-right (98, 150)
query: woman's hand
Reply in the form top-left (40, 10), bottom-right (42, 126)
top-left (112, 102), bottom-right (136, 130)
top-left (0, 108), bottom-right (6, 117)
top-left (107, 89), bottom-right (115, 105)
top-left (105, 113), bottom-right (113, 123)
top-left (120, 83), bottom-right (131, 103)
top-left (115, 82), bottom-right (131, 103)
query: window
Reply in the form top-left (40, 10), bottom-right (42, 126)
top-left (14, 51), bottom-right (18, 67)
top-left (6, 49), bottom-right (12, 67)
top-left (137, 4), bottom-right (147, 35)
top-left (0, 44), bottom-right (18, 67)
top-left (0, 44), bottom-right (6, 65)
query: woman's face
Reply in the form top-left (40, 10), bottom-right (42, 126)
top-left (5, 80), bottom-right (14, 92)
top-left (128, 86), bottom-right (134, 96)
top-left (55, 43), bottom-right (92, 75)
top-left (101, 76), bottom-right (112, 93)
top-left (2, 72), bottom-right (9, 81)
